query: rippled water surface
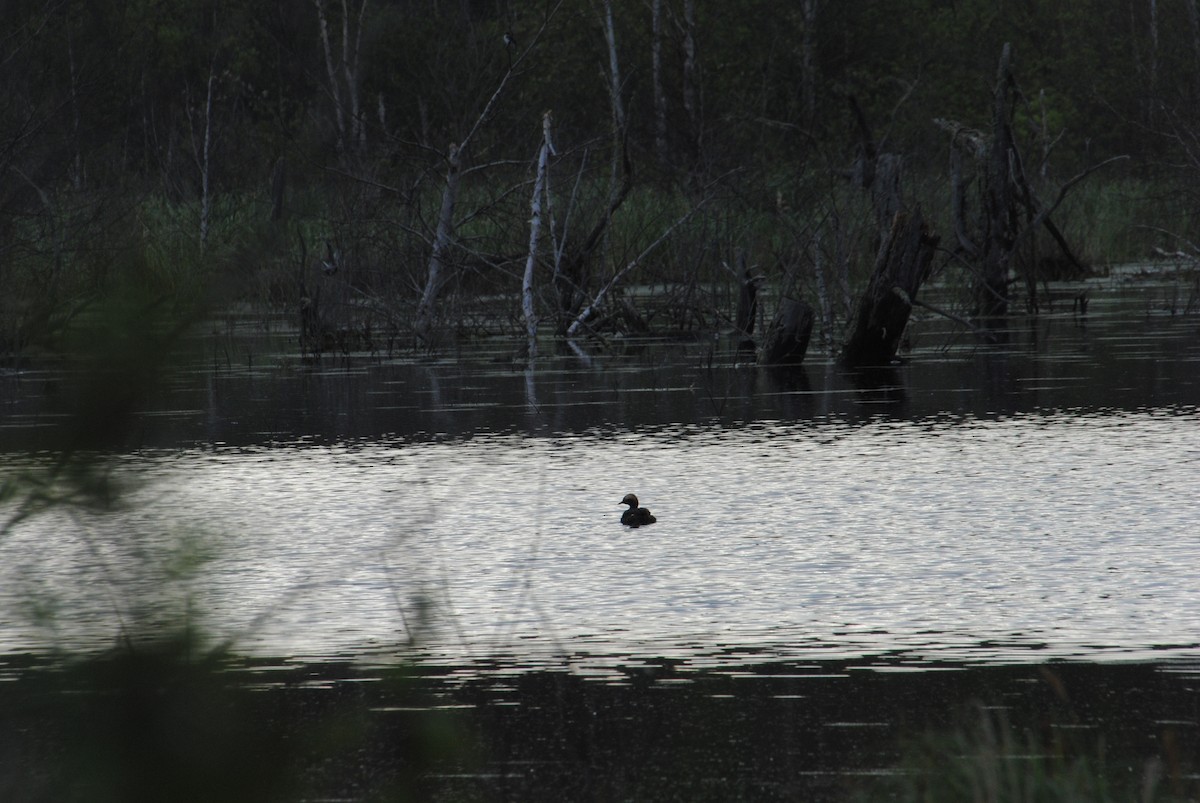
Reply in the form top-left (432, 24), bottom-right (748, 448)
top-left (2, 278), bottom-right (1200, 669)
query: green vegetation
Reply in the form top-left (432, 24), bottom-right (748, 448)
top-left (864, 703), bottom-right (1188, 803)
top-left (3, 0), bottom-right (1199, 357)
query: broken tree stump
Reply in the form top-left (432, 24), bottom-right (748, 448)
top-left (734, 249), bottom-right (764, 353)
top-left (841, 209), bottom-right (939, 367)
top-left (759, 297), bottom-right (814, 366)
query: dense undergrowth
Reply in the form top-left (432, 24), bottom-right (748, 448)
top-left (0, 168), bottom-right (1184, 366)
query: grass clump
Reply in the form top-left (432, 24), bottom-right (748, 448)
top-left (864, 703), bottom-right (1185, 803)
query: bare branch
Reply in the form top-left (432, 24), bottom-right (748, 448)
top-left (565, 174), bottom-right (734, 337)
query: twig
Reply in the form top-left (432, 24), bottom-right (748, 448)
top-left (1011, 155), bottom-right (1129, 254)
top-left (894, 287), bottom-right (991, 336)
top-left (566, 197), bottom-right (710, 337)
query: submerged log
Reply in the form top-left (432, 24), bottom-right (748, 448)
top-left (841, 209), bottom-right (939, 367)
top-left (759, 297), bottom-right (814, 366)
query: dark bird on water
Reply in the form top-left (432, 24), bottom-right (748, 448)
top-left (620, 493), bottom-right (656, 527)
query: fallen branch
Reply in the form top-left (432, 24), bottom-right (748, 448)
top-left (897, 287), bottom-right (991, 337)
top-left (566, 197), bottom-right (710, 338)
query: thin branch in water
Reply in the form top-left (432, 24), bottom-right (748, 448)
top-left (894, 286), bottom-right (991, 337)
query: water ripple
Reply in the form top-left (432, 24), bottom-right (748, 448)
top-left (2, 408), bottom-right (1198, 668)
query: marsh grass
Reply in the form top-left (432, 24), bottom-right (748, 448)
top-left (0, 634), bottom-right (474, 803)
top-left (1050, 177), bottom-right (1188, 268)
top-left (863, 703), bottom-right (1184, 803)
top-left (0, 277), bottom-right (469, 802)
top-left (1, 167), bottom-right (1182, 364)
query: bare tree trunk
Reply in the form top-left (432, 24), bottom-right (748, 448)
top-left (947, 144), bottom-right (976, 257)
top-left (342, 0), bottom-right (368, 150)
top-left (800, 0), bottom-right (819, 124)
top-left (848, 94), bottom-right (905, 247)
top-left (1149, 0), bottom-right (1159, 92)
top-left (651, 0), bottom-right (668, 168)
top-left (733, 248), bottom-right (761, 342)
top-left (978, 43), bottom-right (1019, 318)
top-left (270, 156), bottom-right (286, 222)
top-left (66, 24), bottom-right (84, 191)
top-left (549, 0), bottom-right (636, 337)
top-left (681, 0), bottom-right (700, 160)
top-left (811, 227), bottom-right (833, 352)
top-left (760, 298), bottom-right (814, 366)
top-left (935, 44), bottom-right (1120, 326)
top-left (410, 1), bottom-right (564, 344)
top-left (1189, 0), bottom-right (1200, 98)
top-left (314, 0), bottom-right (346, 152)
top-left (314, 0), bottom-right (368, 154)
top-left (11, 168), bottom-right (62, 276)
top-left (603, 0), bottom-right (626, 186)
top-left (842, 209), bottom-right (939, 367)
top-left (199, 67), bottom-right (215, 253)
top-left (416, 144), bottom-right (461, 340)
top-left (523, 112), bottom-right (555, 357)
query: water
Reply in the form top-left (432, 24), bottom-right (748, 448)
top-left (3, 275), bottom-right (1200, 800)
top-left (2, 409), bottom-right (1198, 666)
top-left (2, 277), bottom-right (1199, 667)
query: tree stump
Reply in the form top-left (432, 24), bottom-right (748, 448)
top-left (841, 209), bottom-right (939, 367)
top-left (734, 249), bottom-right (764, 352)
top-left (759, 297), bottom-right (814, 366)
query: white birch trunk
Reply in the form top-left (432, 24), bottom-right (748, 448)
top-left (410, 2), bottom-right (565, 342)
top-left (341, 0), bottom-right (368, 150)
top-left (523, 112), bottom-right (555, 356)
top-left (314, 0), bottom-right (367, 153)
top-left (416, 143), bottom-right (461, 338)
top-left (604, 0), bottom-right (626, 200)
top-left (314, 0), bottom-right (347, 152)
top-left (199, 67), bottom-right (215, 253)
top-left (811, 227), bottom-right (833, 353)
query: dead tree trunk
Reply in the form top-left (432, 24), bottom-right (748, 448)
top-left (848, 94), bottom-right (903, 243)
top-left (733, 249), bottom-right (761, 342)
top-left (409, 3), bottom-right (564, 345)
top-left (760, 298), bottom-right (814, 366)
top-left (1188, 0), bottom-right (1200, 98)
top-left (269, 156), bottom-right (286, 222)
top-left (978, 43), bottom-right (1020, 318)
top-left (841, 209), bottom-right (939, 367)
top-left (314, 0), bottom-right (368, 155)
top-left (415, 143), bottom-right (461, 341)
top-left (934, 45), bottom-right (1020, 319)
top-left (680, 0), bottom-right (700, 162)
top-left (554, 2), bottom-right (633, 335)
top-left (651, 0), bottom-right (668, 168)
top-left (523, 112), bottom-right (555, 358)
top-left (191, 64), bottom-right (217, 254)
top-left (938, 43), bottom-right (1123, 320)
top-left (800, 0), bottom-right (820, 125)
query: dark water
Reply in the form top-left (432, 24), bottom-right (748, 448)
top-left (4, 274), bottom-right (1200, 449)
top-left (2, 273), bottom-right (1200, 799)
top-left (2, 651), bottom-right (1197, 801)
